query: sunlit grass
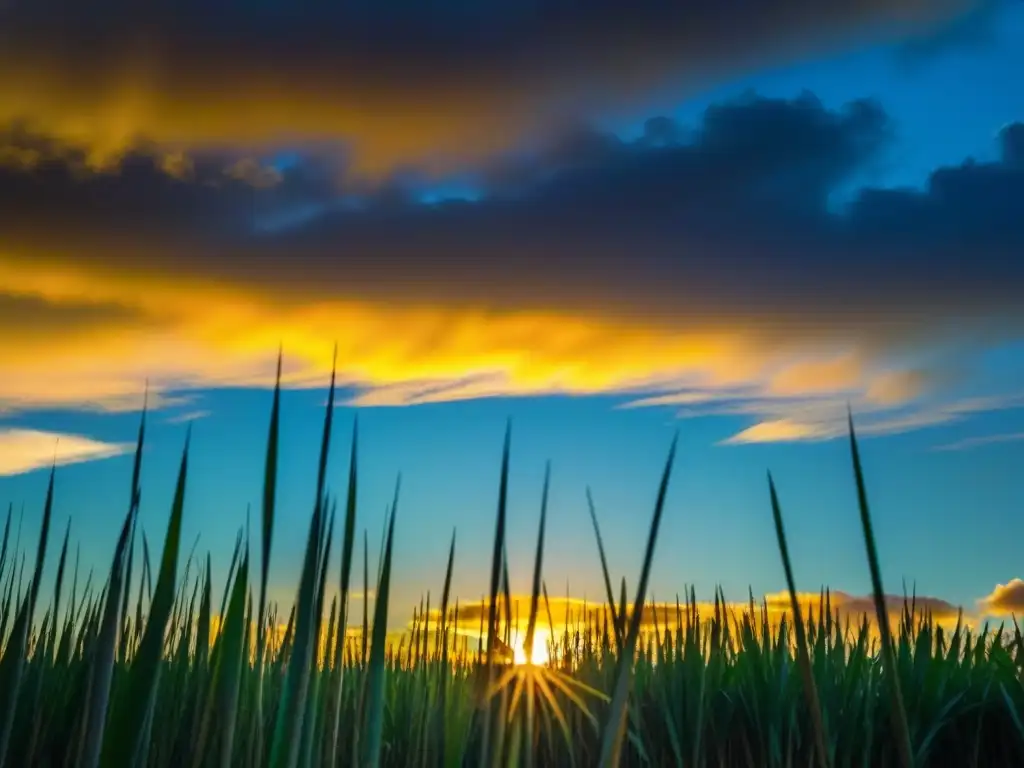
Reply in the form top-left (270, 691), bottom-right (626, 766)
top-left (0, 357), bottom-right (1021, 766)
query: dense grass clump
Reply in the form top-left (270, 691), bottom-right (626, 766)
top-left (0, 359), bottom-right (1022, 767)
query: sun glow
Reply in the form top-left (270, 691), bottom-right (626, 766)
top-left (512, 628), bottom-right (551, 666)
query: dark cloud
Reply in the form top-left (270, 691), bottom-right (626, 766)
top-left (0, 92), bottom-right (1020, 330)
top-left (0, 0), bottom-right (978, 174)
top-left (0, 90), bottom-right (1019, 415)
top-left (894, 0), bottom-right (1004, 60)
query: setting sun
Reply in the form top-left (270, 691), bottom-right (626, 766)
top-left (512, 628), bottom-right (551, 666)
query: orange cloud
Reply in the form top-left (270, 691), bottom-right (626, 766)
top-left (723, 418), bottom-right (833, 445)
top-left (422, 590), bottom-right (964, 635)
top-left (978, 580), bottom-right (1024, 617)
top-left (767, 354), bottom-right (864, 398)
top-left (0, 249), bottom-right (1016, 450)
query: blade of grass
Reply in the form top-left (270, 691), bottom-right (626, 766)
top-left (193, 550), bottom-right (250, 768)
top-left (101, 429), bottom-right (189, 767)
top-left (768, 472), bottom-right (830, 768)
top-left (362, 478), bottom-right (400, 768)
top-left (598, 432), bottom-right (678, 768)
top-left (848, 411), bottom-right (913, 768)
top-left (268, 354), bottom-right (335, 768)
top-left (479, 421), bottom-right (511, 767)
top-left (328, 419), bottom-right (359, 766)
top-left (0, 463), bottom-right (56, 768)
top-left (586, 488), bottom-right (622, 653)
top-left (78, 405), bottom-right (146, 768)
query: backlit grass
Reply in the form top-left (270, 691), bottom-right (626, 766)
top-left (0, 359), bottom-right (1022, 767)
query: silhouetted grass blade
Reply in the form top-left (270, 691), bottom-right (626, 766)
top-left (587, 488), bottom-right (622, 653)
top-left (598, 432), bottom-right (678, 768)
top-left (363, 477), bottom-right (400, 768)
top-left (768, 472), bottom-right (831, 768)
top-left (848, 411), bottom-right (914, 768)
top-left (100, 429), bottom-right (189, 767)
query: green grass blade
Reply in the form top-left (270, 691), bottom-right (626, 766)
top-left (362, 478), bottom-right (400, 768)
top-left (328, 420), bottom-right (359, 765)
top-left (28, 465), bottom-right (56, 618)
top-left (258, 348), bottom-right (282, 664)
top-left (78, 499), bottom-right (138, 768)
top-left (268, 358), bottom-right (336, 768)
top-left (848, 412), bottom-right (914, 768)
top-left (0, 505), bottom-right (12, 595)
top-left (47, 519), bottom-right (70, 661)
top-left (100, 430), bottom-right (189, 767)
top-left (0, 464), bottom-right (56, 768)
top-left (479, 422), bottom-right (511, 766)
top-left (118, 397), bottom-right (146, 660)
top-left (526, 462), bottom-right (550, 664)
top-left (586, 487), bottom-right (622, 653)
top-left (194, 551), bottom-right (249, 768)
top-left (598, 432), bottom-right (678, 768)
top-left (768, 472), bottom-right (830, 768)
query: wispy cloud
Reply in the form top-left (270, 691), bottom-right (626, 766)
top-left (624, 386), bottom-right (1024, 446)
top-left (164, 410), bottom-right (212, 425)
top-left (723, 418), bottom-right (833, 445)
top-left (0, 428), bottom-right (130, 476)
top-left (935, 432), bottom-right (1024, 452)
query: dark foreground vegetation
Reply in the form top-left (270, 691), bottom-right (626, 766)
top-left (0, 357), bottom-right (1021, 767)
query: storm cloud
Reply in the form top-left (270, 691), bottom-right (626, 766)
top-left (0, 0), bottom-right (978, 174)
top-left (0, 90), bottom-right (1019, 443)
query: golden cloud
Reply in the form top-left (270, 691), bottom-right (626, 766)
top-left (417, 590), bottom-right (965, 639)
top-left (723, 418), bottom-right (832, 445)
top-left (0, 246), bottom-right (1016, 455)
top-left (0, 250), bottom-right (954, 428)
top-left (978, 580), bottom-right (1024, 617)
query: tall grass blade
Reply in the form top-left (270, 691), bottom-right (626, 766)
top-left (0, 463), bottom-right (55, 768)
top-left (101, 430), bottom-right (189, 767)
top-left (328, 419), bottom-right (359, 765)
top-left (194, 550), bottom-right (250, 768)
top-left (479, 421), bottom-right (511, 767)
top-left (586, 488), bottom-right (621, 653)
top-left (362, 478), bottom-right (400, 768)
top-left (598, 433), bottom-right (677, 768)
top-left (268, 356), bottom-right (335, 768)
top-left (848, 411), bottom-right (914, 768)
top-left (79, 405), bottom-right (146, 768)
top-left (768, 472), bottom-right (830, 768)
top-left (258, 348), bottom-right (282, 669)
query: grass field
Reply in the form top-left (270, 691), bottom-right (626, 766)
top-left (0, 360), bottom-right (1023, 767)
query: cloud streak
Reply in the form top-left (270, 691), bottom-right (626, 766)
top-left (0, 428), bottom-right (129, 475)
top-left (933, 431), bottom-right (1024, 452)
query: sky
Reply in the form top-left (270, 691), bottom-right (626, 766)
top-left (0, 0), bottom-right (1023, 634)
